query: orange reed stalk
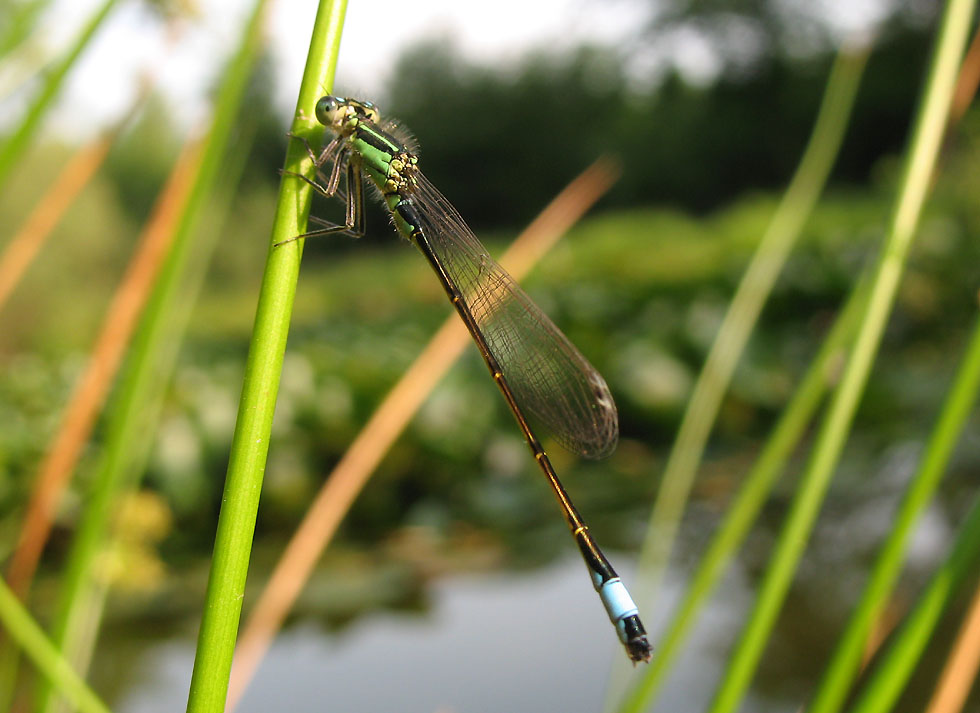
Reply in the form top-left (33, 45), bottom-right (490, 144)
top-left (949, 25), bottom-right (980, 126)
top-left (0, 138), bottom-right (112, 313)
top-left (0, 72), bottom-right (155, 315)
top-left (5, 136), bottom-right (204, 599)
top-left (923, 582), bottom-right (980, 713)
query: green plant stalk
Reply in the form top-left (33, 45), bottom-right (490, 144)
top-left (33, 2), bottom-right (273, 712)
top-left (633, 43), bottom-right (869, 606)
top-left (0, 0), bottom-right (49, 58)
top-left (705, 1), bottom-right (976, 710)
top-left (615, 274), bottom-right (872, 713)
top-left (0, 578), bottom-right (109, 713)
top-left (809, 311), bottom-right (980, 712)
top-left (0, 0), bottom-right (119, 190)
top-left (0, 631), bottom-right (17, 709)
top-left (184, 2), bottom-right (348, 712)
top-left (847, 492), bottom-right (980, 713)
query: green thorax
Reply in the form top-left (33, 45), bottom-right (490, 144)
top-left (346, 119), bottom-right (418, 198)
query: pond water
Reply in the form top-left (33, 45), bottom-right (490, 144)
top-left (107, 557), bottom-right (782, 713)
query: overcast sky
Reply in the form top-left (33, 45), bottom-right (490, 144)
top-left (3, 0), bottom-right (640, 138)
top-left (3, 0), bottom-right (888, 139)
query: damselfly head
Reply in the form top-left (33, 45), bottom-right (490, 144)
top-left (315, 96), bottom-right (382, 133)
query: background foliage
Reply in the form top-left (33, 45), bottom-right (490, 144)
top-left (2, 0), bottom-right (980, 710)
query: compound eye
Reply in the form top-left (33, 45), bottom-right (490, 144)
top-left (315, 96), bottom-right (340, 125)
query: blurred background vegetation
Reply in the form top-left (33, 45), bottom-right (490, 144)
top-left (2, 0), bottom-right (980, 710)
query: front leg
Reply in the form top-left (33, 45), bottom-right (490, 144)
top-left (282, 133), bottom-right (344, 197)
top-left (275, 160), bottom-right (366, 246)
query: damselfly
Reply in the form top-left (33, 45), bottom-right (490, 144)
top-left (281, 95), bottom-right (651, 663)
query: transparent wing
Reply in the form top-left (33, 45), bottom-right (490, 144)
top-left (406, 172), bottom-right (618, 459)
